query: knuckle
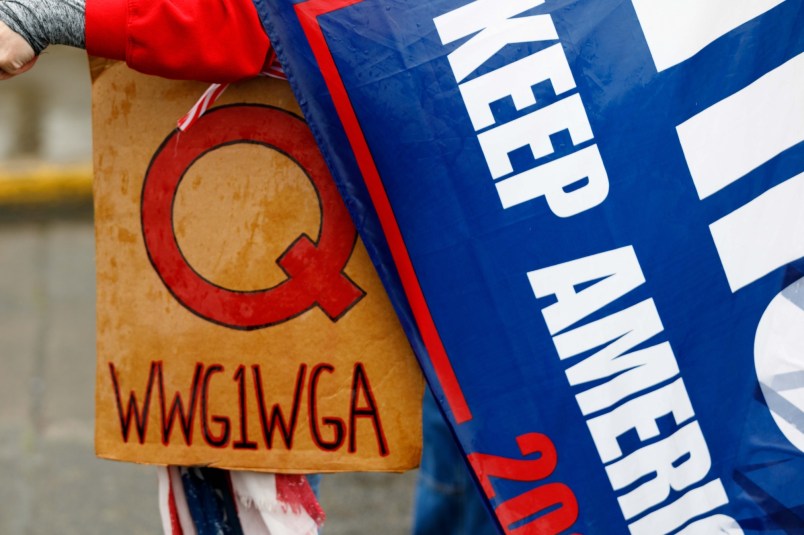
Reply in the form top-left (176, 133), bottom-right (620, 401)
top-left (0, 55), bottom-right (18, 70)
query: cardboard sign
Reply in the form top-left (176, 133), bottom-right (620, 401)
top-left (259, 1), bottom-right (804, 532)
top-left (92, 59), bottom-right (423, 472)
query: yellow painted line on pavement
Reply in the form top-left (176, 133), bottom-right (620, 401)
top-left (0, 164), bottom-right (93, 205)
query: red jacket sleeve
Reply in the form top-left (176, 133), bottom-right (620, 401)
top-left (86, 0), bottom-right (271, 83)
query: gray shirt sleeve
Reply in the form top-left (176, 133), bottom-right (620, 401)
top-left (0, 0), bottom-right (85, 55)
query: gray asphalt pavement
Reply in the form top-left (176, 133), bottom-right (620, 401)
top-left (0, 214), bottom-right (416, 535)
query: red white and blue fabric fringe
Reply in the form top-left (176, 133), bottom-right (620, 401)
top-left (158, 466), bottom-right (324, 535)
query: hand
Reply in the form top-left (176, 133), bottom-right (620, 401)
top-left (0, 20), bottom-right (37, 80)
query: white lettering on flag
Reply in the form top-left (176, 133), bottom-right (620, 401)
top-left (677, 52), bottom-right (804, 200)
top-left (478, 93), bottom-right (593, 179)
top-left (529, 245), bottom-right (741, 531)
top-left (627, 479), bottom-right (735, 535)
top-left (435, 0), bottom-right (610, 218)
top-left (495, 144), bottom-right (609, 217)
top-left (433, 0), bottom-right (555, 82)
top-left (586, 379), bottom-right (695, 464)
top-left (527, 245), bottom-right (644, 335)
top-left (631, 0), bottom-right (785, 72)
top-left (458, 43), bottom-right (576, 131)
top-left (710, 171), bottom-right (804, 292)
top-left (607, 421), bottom-right (712, 520)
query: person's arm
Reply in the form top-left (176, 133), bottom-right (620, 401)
top-left (86, 0), bottom-right (271, 82)
top-left (0, 0), bottom-right (271, 83)
top-left (0, 0), bottom-right (84, 79)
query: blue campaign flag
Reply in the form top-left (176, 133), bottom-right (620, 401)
top-left (256, 0), bottom-right (804, 532)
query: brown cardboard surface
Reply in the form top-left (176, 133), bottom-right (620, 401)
top-left (92, 60), bottom-right (423, 472)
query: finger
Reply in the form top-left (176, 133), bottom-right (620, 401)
top-left (12, 55), bottom-right (37, 74)
top-left (0, 55), bottom-right (37, 77)
top-left (0, 56), bottom-right (37, 80)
